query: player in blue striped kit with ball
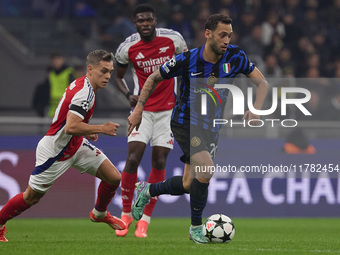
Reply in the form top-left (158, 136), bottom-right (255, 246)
top-left (128, 14), bottom-right (269, 244)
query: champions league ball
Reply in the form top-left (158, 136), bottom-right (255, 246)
top-left (203, 214), bottom-right (235, 243)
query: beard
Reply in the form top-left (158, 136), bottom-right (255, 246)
top-left (210, 39), bottom-right (225, 56)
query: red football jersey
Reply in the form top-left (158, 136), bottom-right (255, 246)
top-left (115, 28), bottom-right (187, 112)
top-left (46, 76), bottom-right (95, 161)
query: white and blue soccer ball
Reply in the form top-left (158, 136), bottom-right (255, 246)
top-left (203, 214), bottom-right (235, 243)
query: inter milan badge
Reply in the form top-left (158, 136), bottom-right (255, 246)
top-left (81, 100), bottom-right (90, 111)
top-left (207, 75), bottom-right (217, 86)
top-left (191, 136), bottom-right (201, 147)
top-left (223, 63), bottom-right (230, 73)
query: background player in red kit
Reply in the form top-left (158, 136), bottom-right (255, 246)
top-left (114, 4), bottom-right (187, 238)
top-left (0, 50), bottom-right (126, 242)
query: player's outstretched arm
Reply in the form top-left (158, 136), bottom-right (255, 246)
top-left (127, 69), bottom-right (165, 135)
top-left (65, 112), bottom-right (120, 137)
top-left (243, 67), bottom-right (269, 121)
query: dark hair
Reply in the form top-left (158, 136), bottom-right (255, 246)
top-left (86, 49), bottom-right (114, 66)
top-left (133, 4), bottom-right (155, 17)
top-left (205, 14), bottom-right (232, 31)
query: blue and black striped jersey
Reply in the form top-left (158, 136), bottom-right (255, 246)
top-left (160, 44), bottom-right (255, 132)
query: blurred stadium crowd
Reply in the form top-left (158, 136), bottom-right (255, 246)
top-left (2, 0), bottom-right (340, 77)
top-left (1, 0), bottom-right (340, 121)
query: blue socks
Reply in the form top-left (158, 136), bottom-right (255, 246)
top-left (149, 176), bottom-right (187, 197)
top-left (148, 176), bottom-right (209, 226)
top-left (190, 178), bottom-right (209, 226)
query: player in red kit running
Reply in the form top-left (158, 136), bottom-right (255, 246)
top-left (0, 50), bottom-right (126, 242)
top-left (114, 4), bottom-right (187, 238)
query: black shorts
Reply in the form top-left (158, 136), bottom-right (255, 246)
top-left (171, 120), bottom-right (219, 164)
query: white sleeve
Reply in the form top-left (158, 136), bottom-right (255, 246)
top-left (69, 85), bottom-right (95, 120)
top-left (115, 33), bottom-right (140, 65)
top-left (115, 43), bottom-right (130, 66)
top-left (173, 31), bottom-right (188, 54)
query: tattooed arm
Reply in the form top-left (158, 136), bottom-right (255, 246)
top-left (127, 69), bottom-right (165, 136)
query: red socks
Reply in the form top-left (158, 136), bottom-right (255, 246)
top-left (143, 168), bottom-right (165, 217)
top-left (121, 171), bottom-right (137, 213)
top-left (120, 169), bottom-right (165, 216)
top-left (0, 193), bottom-right (30, 225)
top-left (95, 181), bottom-right (119, 212)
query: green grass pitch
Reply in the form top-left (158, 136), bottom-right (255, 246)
top-left (1, 218), bottom-right (340, 255)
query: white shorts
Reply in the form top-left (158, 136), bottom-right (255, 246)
top-left (128, 109), bottom-right (174, 149)
top-left (29, 137), bottom-right (107, 193)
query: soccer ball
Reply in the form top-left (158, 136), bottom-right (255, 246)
top-left (203, 214), bottom-right (235, 243)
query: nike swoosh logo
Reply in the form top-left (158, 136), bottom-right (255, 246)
top-left (135, 199), bottom-right (146, 208)
top-left (191, 72), bottom-right (202, 76)
top-left (135, 200), bottom-right (142, 207)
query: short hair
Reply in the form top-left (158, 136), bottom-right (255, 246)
top-left (133, 4), bottom-right (155, 17)
top-left (86, 49), bottom-right (114, 66)
top-left (205, 14), bottom-right (232, 31)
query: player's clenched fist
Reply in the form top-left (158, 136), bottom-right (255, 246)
top-left (102, 122), bottom-right (120, 136)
